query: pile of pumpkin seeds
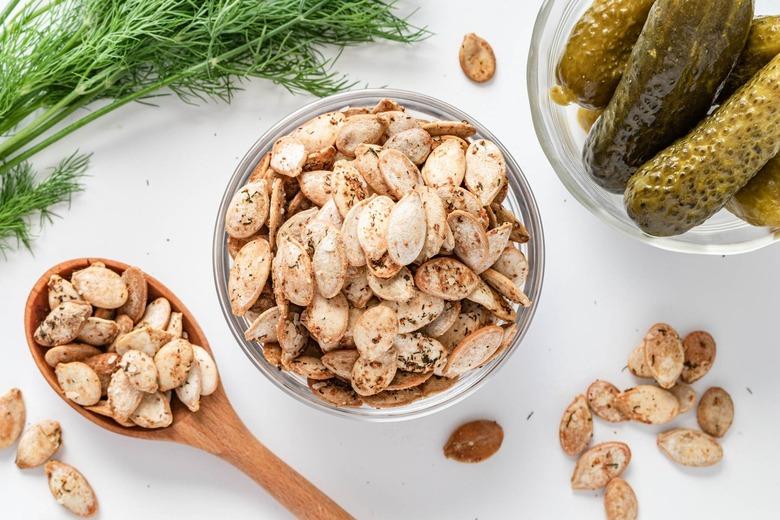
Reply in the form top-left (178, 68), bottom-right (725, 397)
top-left (33, 262), bottom-right (219, 429)
top-left (559, 324), bottom-right (733, 519)
top-left (224, 97), bottom-right (533, 409)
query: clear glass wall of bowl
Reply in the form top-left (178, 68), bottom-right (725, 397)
top-left (213, 89), bottom-right (545, 421)
top-left (528, 0), bottom-right (780, 254)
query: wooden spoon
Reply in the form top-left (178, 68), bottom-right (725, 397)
top-left (24, 258), bottom-right (353, 520)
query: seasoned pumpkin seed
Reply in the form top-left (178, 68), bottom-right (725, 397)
top-left (422, 120), bottom-right (476, 139)
top-left (114, 326), bottom-right (173, 356)
top-left (393, 332), bottom-right (445, 373)
top-left (383, 127), bottom-right (432, 165)
top-left (309, 379), bottom-right (363, 407)
top-left (378, 148), bottom-right (422, 199)
top-left (77, 317), bottom-right (119, 346)
top-left (228, 238), bottom-right (272, 316)
top-left (335, 114), bottom-right (385, 156)
top-left (270, 136), bottom-right (307, 177)
top-left (586, 380), bottom-right (626, 423)
top-left (657, 429), bottom-right (723, 467)
top-left (423, 300), bottom-right (461, 338)
top-left (681, 330), bottom-right (717, 384)
top-left (119, 350), bottom-right (158, 394)
top-left (415, 257), bottom-right (479, 301)
top-left (16, 420), bottom-right (61, 468)
top-left (303, 292), bottom-right (349, 345)
top-left (459, 33), bottom-right (496, 83)
top-left (321, 349), bottom-right (360, 380)
top-left (448, 210), bottom-right (489, 271)
top-left (45, 344), bottom-right (102, 367)
top-left (571, 442), bottom-right (631, 490)
top-left (342, 266), bottom-right (373, 308)
top-left (225, 180), bottom-right (269, 239)
top-left (0, 388), bottom-right (25, 449)
top-left (138, 296), bottom-right (172, 330)
top-left (44, 460), bottom-right (98, 517)
top-left (383, 290), bottom-right (445, 334)
top-left (312, 227), bottom-right (347, 298)
top-left (331, 160), bottom-right (369, 218)
top-left (276, 238), bottom-right (315, 307)
top-left (192, 345), bottom-right (219, 396)
top-left (559, 394), bottom-right (593, 456)
top-left (465, 140), bottom-right (506, 206)
top-left (604, 478), bottom-right (638, 520)
top-left (616, 385), bottom-right (679, 424)
top-left (353, 305), bottom-right (398, 361)
top-left (386, 191), bottom-right (427, 266)
top-left (641, 323), bottom-right (684, 389)
top-left (697, 387), bottom-right (734, 438)
top-left (357, 195), bottom-right (394, 261)
top-left (154, 338), bottom-right (194, 392)
top-left (71, 264), bottom-right (128, 309)
top-left (669, 383), bottom-right (697, 414)
top-left (47, 275), bottom-right (80, 311)
top-left (367, 266), bottom-right (415, 302)
top-left (298, 169), bottom-right (332, 207)
top-left (55, 362), bottom-right (101, 406)
top-left (351, 350), bottom-right (397, 397)
top-left (131, 391), bottom-right (173, 429)
top-left (444, 325), bottom-right (503, 377)
top-left (34, 301), bottom-right (92, 347)
top-left (444, 420), bottom-right (503, 463)
top-left (290, 112), bottom-right (344, 153)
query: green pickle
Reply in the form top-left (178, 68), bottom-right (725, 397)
top-left (728, 157), bottom-right (780, 228)
top-left (584, 0), bottom-right (753, 193)
top-left (625, 54), bottom-right (780, 237)
top-left (720, 16), bottom-right (780, 102)
top-left (554, 0), bottom-right (655, 110)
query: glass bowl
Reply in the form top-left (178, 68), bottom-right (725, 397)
top-left (528, 0), bottom-right (780, 255)
top-left (213, 89), bottom-right (545, 421)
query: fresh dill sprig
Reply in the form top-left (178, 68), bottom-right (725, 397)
top-left (0, 0), bottom-right (428, 252)
top-left (0, 152), bottom-right (87, 253)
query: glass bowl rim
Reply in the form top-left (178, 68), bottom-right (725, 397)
top-left (527, 0), bottom-right (780, 256)
top-left (212, 88), bottom-right (546, 422)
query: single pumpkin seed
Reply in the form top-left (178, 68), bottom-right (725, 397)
top-left (571, 442), bottom-right (631, 490)
top-left (697, 387), bottom-right (734, 438)
top-left (657, 428), bottom-right (723, 467)
top-left (559, 394), bottom-right (593, 456)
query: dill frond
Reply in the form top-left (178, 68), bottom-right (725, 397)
top-left (0, 152), bottom-right (87, 252)
top-left (0, 0), bottom-right (428, 253)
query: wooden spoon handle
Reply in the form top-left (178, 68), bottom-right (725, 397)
top-left (216, 421), bottom-right (354, 520)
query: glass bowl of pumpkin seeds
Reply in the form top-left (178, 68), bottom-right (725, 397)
top-left (213, 89), bottom-right (544, 421)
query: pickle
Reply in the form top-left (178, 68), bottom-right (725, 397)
top-left (554, 0), bottom-right (655, 110)
top-left (727, 156), bottom-right (780, 227)
top-left (625, 55), bottom-right (780, 237)
top-left (720, 16), bottom-right (780, 102)
top-left (584, 0), bottom-right (753, 194)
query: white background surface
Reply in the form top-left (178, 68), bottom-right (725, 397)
top-left (2, 1), bottom-right (779, 518)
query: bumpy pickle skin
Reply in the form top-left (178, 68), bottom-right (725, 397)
top-left (625, 54), bottom-right (780, 237)
top-left (727, 156), bottom-right (780, 227)
top-left (720, 16), bottom-right (780, 102)
top-left (583, 0), bottom-right (753, 194)
top-left (554, 0), bottom-right (655, 110)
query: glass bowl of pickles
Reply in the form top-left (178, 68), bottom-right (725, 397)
top-left (528, 0), bottom-right (780, 254)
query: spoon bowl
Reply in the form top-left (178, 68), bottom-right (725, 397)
top-left (24, 258), bottom-right (353, 519)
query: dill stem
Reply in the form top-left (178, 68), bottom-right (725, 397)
top-left (0, 1), bottom-right (326, 171)
top-left (0, 89), bottom-right (85, 158)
